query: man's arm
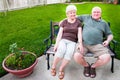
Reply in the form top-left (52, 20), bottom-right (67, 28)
top-left (102, 34), bottom-right (113, 47)
top-left (106, 34), bottom-right (113, 43)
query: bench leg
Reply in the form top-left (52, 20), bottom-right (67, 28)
top-left (46, 54), bottom-right (50, 70)
top-left (111, 56), bottom-right (114, 73)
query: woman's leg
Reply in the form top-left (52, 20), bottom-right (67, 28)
top-left (58, 59), bottom-right (69, 79)
top-left (58, 40), bottom-right (76, 79)
top-left (51, 39), bottom-right (66, 76)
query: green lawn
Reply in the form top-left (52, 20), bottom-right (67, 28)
top-left (0, 2), bottom-right (120, 77)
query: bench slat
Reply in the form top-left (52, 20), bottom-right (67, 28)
top-left (46, 45), bottom-right (115, 57)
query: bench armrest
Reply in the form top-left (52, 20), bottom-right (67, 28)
top-left (43, 35), bottom-right (52, 55)
top-left (44, 35), bottom-right (51, 45)
top-left (109, 39), bottom-right (118, 56)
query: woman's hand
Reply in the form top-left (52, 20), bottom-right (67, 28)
top-left (53, 44), bottom-right (58, 52)
top-left (77, 43), bottom-right (84, 54)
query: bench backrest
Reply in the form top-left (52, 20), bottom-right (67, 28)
top-left (50, 21), bottom-right (59, 45)
top-left (50, 20), bottom-right (110, 43)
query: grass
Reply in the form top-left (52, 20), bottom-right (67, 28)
top-left (0, 2), bottom-right (120, 77)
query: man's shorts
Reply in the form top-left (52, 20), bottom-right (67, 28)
top-left (76, 44), bottom-right (109, 57)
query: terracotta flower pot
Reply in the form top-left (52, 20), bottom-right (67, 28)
top-left (2, 52), bottom-right (38, 78)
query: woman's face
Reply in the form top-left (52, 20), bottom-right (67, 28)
top-left (66, 10), bottom-right (76, 20)
top-left (92, 8), bottom-right (101, 20)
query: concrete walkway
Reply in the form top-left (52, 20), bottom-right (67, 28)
top-left (1, 55), bottom-right (120, 80)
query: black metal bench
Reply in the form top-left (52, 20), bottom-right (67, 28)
top-left (43, 20), bottom-right (117, 73)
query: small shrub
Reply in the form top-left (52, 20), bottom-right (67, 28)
top-left (4, 43), bottom-right (37, 70)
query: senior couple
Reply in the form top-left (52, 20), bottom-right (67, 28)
top-left (50, 5), bottom-right (113, 79)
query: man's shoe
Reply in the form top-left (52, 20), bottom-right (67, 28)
top-left (83, 62), bottom-right (90, 77)
top-left (90, 63), bottom-right (96, 78)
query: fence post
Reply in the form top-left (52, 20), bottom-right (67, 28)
top-left (1, 0), bottom-right (9, 16)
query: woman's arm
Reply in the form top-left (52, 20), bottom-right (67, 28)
top-left (53, 27), bottom-right (63, 51)
top-left (77, 27), bottom-right (84, 54)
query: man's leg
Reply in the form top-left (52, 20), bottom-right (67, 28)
top-left (91, 54), bottom-right (111, 68)
top-left (74, 52), bottom-right (89, 67)
top-left (74, 52), bottom-right (90, 77)
top-left (89, 44), bottom-right (111, 78)
top-left (90, 44), bottom-right (111, 68)
top-left (90, 54), bottom-right (110, 78)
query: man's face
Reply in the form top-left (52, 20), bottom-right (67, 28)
top-left (92, 8), bottom-right (101, 20)
top-left (66, 10), bottom-right (76, 20)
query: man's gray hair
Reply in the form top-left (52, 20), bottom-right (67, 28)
top-left (92, 6), bottom-right (102, 13)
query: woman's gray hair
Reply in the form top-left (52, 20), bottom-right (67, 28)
top-left (66, 5), bottom-right (77, 13)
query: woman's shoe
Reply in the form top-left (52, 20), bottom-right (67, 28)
top-left (58, 71), bottom-right (64, 80)
top-left (51, 68), bottom-right (56, 76)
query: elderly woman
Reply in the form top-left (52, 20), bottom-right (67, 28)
top-left (51, 5), bottom-right (83, 79)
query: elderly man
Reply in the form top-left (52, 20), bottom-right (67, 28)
top-left (74, 6), bottom-right (113, 78)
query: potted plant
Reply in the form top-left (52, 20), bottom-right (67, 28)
top-left (2, 43), bottom-right (38, 78)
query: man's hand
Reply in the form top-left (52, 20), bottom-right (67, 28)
top-left (103, 34), bottom-right (113, 47)
top-left (102, 40), bottom-right (109, 47)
